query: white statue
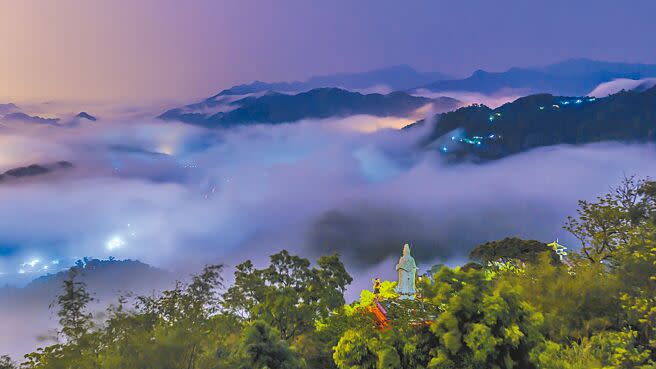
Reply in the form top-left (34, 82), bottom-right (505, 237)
top-left (395, 243), bottom-right (417, 299)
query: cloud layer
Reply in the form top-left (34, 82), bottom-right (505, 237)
top-left (2, 110), bottom-right (656, 359)
top-left (588, 77), bottom-right (656, 97)
top-left (1, 113), bottom-right (656, 284)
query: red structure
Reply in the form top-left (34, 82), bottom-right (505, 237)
top-left (367, 297), bottom-right (436, 330)
top-left (368, 298), bottom-right (390, 328)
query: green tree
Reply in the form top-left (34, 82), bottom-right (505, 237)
top-left (614, 225), bottom-right (656, 351)
top-left (237, 320), bottom-right (304, 369)
top-left (0, 355), bottom-right (16, 369)
top-left (96, 264), bottom-right (226, 369)
top-left (427, 267), bottom-right (544, 369)
top-left (531, 331), bottom-right (652, 369)
top-left (55, 269), bottom-right (94, 343)
top-left (223, 250), bottom-right (352, 341)
top-left (564, 176), bottom-right (655, 263)
top-left (333, 329), bottom-right (378, 369)
top-left (469, 237), bottom-right (558, 265)
top-left (23, 269), bottom-right (97, 369)
top-left (502, 254), bottom-right (622, 342)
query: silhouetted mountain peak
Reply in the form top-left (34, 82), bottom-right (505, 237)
top-left (2, 112), bottom-right (60, 125)
top-left (0, 103), bottom-right (20, 114)
top-left (0, 161), bottom-right (73, 183)
top-left (75, 112), bottom-right (97, 121)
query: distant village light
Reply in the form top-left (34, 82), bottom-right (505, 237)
top-left (106, 236), bottom-right (125, 251)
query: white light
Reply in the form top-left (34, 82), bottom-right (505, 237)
top-left (106, 236), bottom-right (125, 251)
top-left (18, 269), bottom-right (25, 274)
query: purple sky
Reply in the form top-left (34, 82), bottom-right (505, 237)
top-left (1, 0), bottom-right (655, 103)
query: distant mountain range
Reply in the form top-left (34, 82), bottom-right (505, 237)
top-left (159, 59), bottom-right (656, 128)
top-left (28, 258), bottom-right (170, 295)
top-left (0, 161), bottom-right (73, 183)
top-left (0, 258), bottom-right (173, 360)
top-left (0, 103), bottom-right (20, 115)
top-left (413, 58), bottom-right (656, 96)
top-left (217, 64), bottom-right (450, 96)
top-left (160, 88), bottom-right (460, 127)
top-left (0, 104), bottom-right (96, 126)
top-left (2, 112), bottom-right (60, 125)
top-left (0, 258), bottom-right (172, 305)
top-left (414, 85), bottom-right (656, 160)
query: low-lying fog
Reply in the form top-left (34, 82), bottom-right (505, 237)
top-left (1, 109), bottom-right (655, 359)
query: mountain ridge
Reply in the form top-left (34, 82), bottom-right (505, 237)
top-left (159, 88), bottom-right (459, 127)
top-left (215, 64), bottom-right (450, 96)
top-left (414, 58), bottom-right (656, 96)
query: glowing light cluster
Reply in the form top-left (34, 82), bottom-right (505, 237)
top-left (104, 223), bottom-right (139, 253)
top-left (442, 132), bottom-right (502, 153)
top-left (536, 97), bottom-right (598, 112)
top-left (555, 97), bottom-right (597, 109)
top-left (106, 236), bottom-right (126, 251)
top-left (488, 112), bottom-right (502, 123)
top-left (178, 159), bottom-right (200, 168)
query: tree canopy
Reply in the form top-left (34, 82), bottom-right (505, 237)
top-left (469, 237), bottom-right (558, 265)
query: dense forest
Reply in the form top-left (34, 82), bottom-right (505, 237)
top-left (414, 85), bottom-right (656, 160)
top-left (2, 176), bottom-right (656, 369)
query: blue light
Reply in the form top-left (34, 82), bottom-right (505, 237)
top-left (441, 146), bottom-right (448, 152)
top-left (539, 106), bottom-right (545, 110)
top-left (575, 99), bottom-right (582, 104)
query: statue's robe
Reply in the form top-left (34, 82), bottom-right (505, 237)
top-left (395, 254), bottom-right (417, 297)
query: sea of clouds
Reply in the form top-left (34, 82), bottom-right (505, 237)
top-left (1, 111), bottom-right (656, 282)
top-left (2, 105), bottom-right (656, 358)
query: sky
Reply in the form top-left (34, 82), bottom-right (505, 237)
top-left (1, 0), bottom-right (656, 104)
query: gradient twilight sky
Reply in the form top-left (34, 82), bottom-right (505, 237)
top-left (1, 0), bottom-right (655, 104)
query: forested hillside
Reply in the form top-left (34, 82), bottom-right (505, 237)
top-left (416, 85), bottom-right (656, 160)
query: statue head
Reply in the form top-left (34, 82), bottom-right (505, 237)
top-left (403, 243), bottom-right (410, 256)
